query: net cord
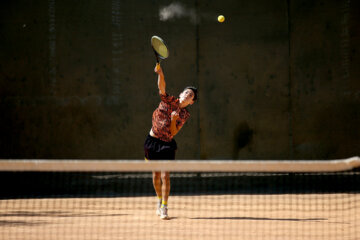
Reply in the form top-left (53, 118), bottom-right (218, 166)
top-left (0, 156), bottom-right (359, 172)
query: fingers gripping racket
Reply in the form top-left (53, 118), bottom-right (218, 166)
top-left (151, 36), bottom-right (169, 64)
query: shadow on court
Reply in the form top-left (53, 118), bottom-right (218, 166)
top-left (0, 171), bottom-right (359, 199)
top-left (0, 220), bottom-right (45, 227)
top-left (0, 211), bottom-right (126, 218)
top-left (190, 217), bottom-right (327, 222)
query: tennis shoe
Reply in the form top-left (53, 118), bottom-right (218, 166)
top-left (156, 202), bottom-right (161, 216)
top-left (159, 206), bottom-right (169, 220)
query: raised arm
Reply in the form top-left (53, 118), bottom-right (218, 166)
top-left (154, 63), bottom-right (166, 95)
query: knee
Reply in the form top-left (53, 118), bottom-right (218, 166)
top-left (153, 172), bottom-right (161, 180)
top-left (161, 172), bottom-right (170, 183)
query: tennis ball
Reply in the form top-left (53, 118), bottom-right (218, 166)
top-left (218, 15), bottom-right (225, 23)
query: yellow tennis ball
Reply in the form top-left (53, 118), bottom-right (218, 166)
top-left (218, 15), bottom-right (225, 23)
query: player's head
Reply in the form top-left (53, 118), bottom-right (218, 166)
top-left (179, 86), bottom-right (198, 107)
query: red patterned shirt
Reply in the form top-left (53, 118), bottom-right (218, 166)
top-left (151, 93), bottom-right (190, 142)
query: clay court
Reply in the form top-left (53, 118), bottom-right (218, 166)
top-left (1, 194), bottom-right (359, 240)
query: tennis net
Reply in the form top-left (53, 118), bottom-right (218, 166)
top-left (0, 157), bottom-right (359, 240)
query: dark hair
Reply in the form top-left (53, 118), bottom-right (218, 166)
top-left (184, 86), bottom-right (198, 101)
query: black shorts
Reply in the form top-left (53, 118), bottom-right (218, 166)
top-left (144, 134), bottom-right (177, 160)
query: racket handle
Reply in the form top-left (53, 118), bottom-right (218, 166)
top-left (153, 48), bottom-right (160, 63)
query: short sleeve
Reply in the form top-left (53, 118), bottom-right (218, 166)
top-left (160, 93), bottom-right (176, 104)
top-left (176, 110), bottom-right (190, 129)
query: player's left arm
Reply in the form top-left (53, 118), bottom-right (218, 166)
top-left (170, 112), bottom-right (182, 136)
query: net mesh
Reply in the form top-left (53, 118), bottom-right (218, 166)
top-left (0, 159), bottom-right (359, 240)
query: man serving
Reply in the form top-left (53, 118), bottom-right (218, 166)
top-left (144, 63), bottom-right (198, 220)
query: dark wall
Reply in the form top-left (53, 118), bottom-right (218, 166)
top-left (290, 0), bottom-right (360, 159)
top-left (0, 0), bottom-right (359, 159)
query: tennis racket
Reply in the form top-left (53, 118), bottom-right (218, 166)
top-left (151, 36), bottom-right (169, 64)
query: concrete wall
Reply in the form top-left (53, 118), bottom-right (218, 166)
top-left (0, 0), bottom-right (358, 159)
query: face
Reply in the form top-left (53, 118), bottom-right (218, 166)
top-left (179, 89), bottom-right (195, 106)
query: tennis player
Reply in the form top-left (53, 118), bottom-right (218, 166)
top-left (144, 63), bottom-right (197, 220)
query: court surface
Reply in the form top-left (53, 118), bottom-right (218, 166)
top-left (0, 194), bottom-right (358, 240)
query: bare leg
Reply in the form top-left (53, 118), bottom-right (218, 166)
top-left (152, 172), bottom-right (162, 198)
top-left (161, 171), bottom-right (170, 203)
